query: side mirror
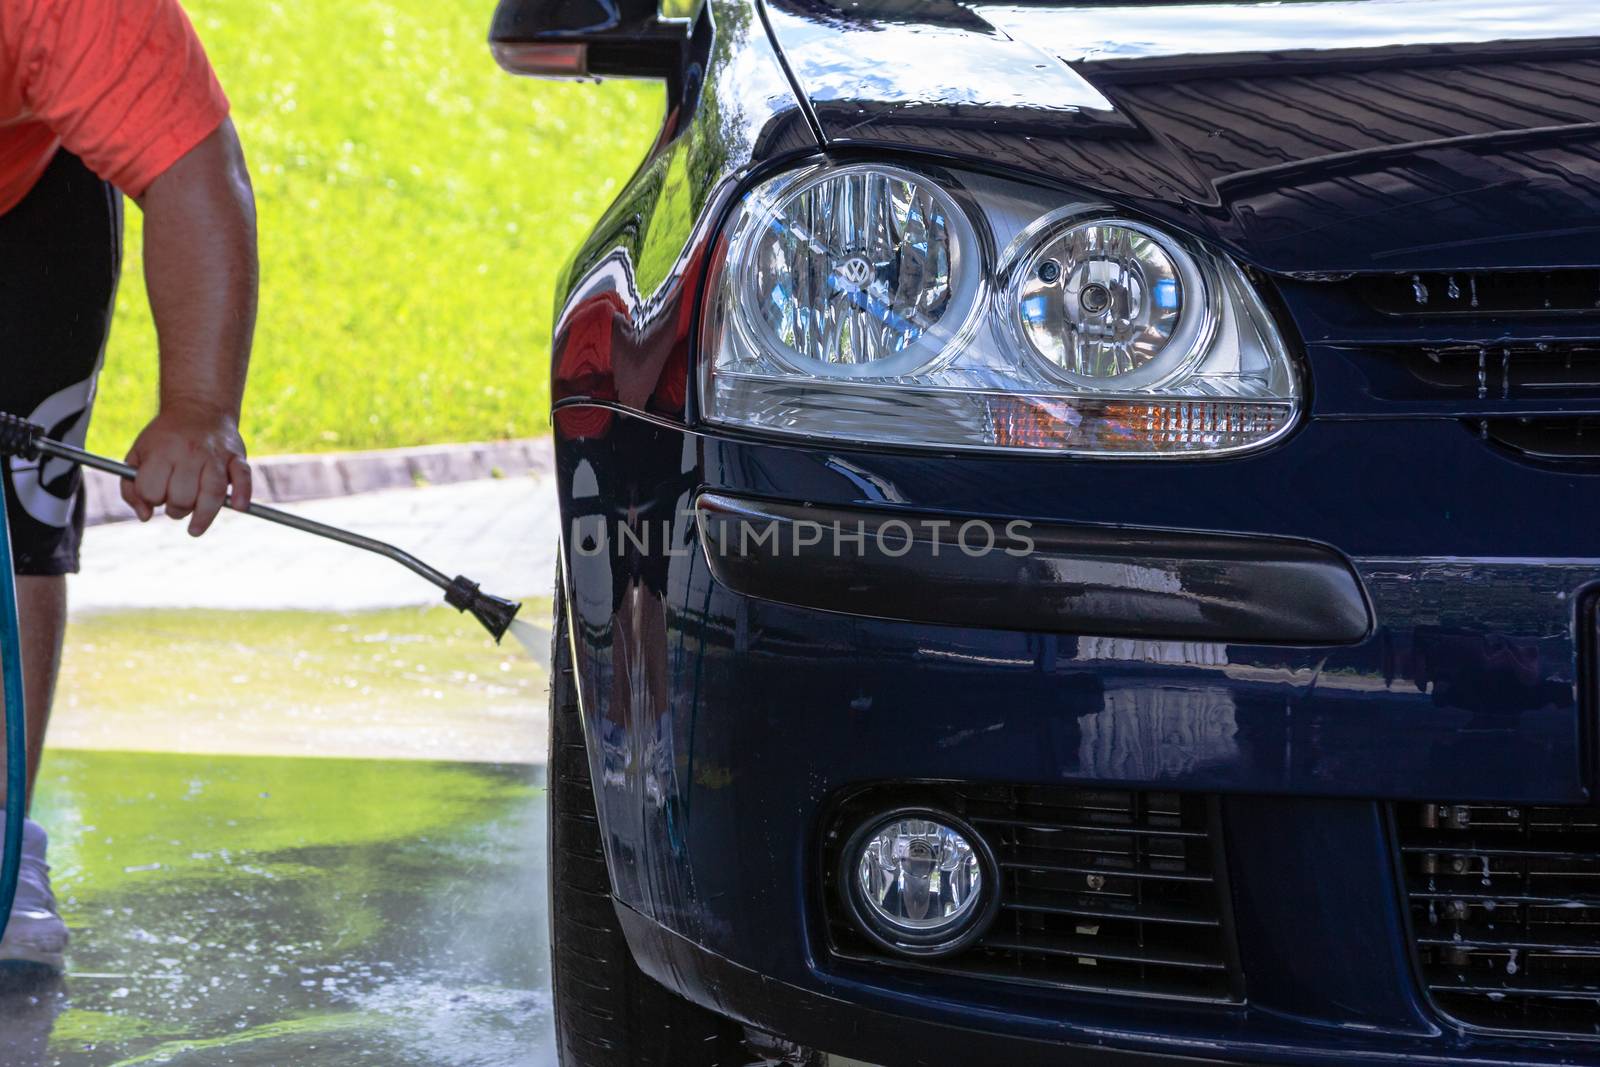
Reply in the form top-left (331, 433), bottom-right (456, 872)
top-left (489, 0), bottom-right (701, 80)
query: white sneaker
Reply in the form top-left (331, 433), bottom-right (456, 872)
top-left (0, 817), bottom-right (66, 975)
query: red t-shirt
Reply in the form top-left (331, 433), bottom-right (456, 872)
top-left (0, 0), bottom-right (229, 214)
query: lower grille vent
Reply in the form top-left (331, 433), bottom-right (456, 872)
top-left (1475, 417), bottom-right (1600, 461)
top-left (1360, 270), bottom-right (1600, 317)
top-left (823, 785), bottom-right (1241, 1003)
top-left (1396, 802), bottom-right (1600, 1035)
top-left (1407, 345), bottom-right (1600, 397)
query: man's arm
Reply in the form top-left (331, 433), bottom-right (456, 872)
top-left (120, 118), bottom-right (257, 536)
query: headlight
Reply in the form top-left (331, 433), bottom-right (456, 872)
top-left (701, 163), bottom-right (1301, 456)
top-left (1013, 218), bottom-right (1208, 390)
top-left (746, 165), bottom-right (980, 379)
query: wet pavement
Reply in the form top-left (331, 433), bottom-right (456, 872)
top-left (6, 750), bottom-right (553, 1066)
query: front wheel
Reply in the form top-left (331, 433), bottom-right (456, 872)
top-left (547, 571), bottom-right (750, 1066)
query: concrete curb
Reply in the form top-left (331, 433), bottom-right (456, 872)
top-left (82, 437), bottom-right (554, 526)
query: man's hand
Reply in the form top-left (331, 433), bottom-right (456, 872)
top-left (121, 402), bottom-right (253, 535)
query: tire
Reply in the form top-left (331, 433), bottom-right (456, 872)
top-left (548, 571), bottom-right (751, 1067)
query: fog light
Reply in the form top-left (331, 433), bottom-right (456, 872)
top-left (840, 809), bottom-right (998, 957)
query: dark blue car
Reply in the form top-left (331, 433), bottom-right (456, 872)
top-left (490, 2), bottom-right (1600, 1063)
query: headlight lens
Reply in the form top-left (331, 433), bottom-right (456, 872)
top-left (747, 166), bottom-right (977, 378)
top-left (702, 163), bottom-right (1300, 456)
top-left (1015, 219), bottom-right (1206, 390)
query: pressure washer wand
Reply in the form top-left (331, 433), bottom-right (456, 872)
top-left (0, 413), bottom-right (521, 642)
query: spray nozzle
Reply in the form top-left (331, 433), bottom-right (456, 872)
top-left (444, 575), bottom-right (522, 643)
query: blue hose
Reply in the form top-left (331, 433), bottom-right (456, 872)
top-left (0, 485), bottom-right (27, 941)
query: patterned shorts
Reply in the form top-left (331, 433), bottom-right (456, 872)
top-left (0, 149), bottom-right (122, 576)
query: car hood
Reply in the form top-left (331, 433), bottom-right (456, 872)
top-left (760, 0), bottom-right (1600, 274)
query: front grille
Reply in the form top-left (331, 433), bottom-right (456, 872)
top-left (822, 785), bottom-right (1241, 1003)
top-left (1273, 256), bottom-right (1600, 466)
top-left (1396, 802), bottom-right (1600, 1035)
top-left (1478, 417), bottom-right (1600, 461)
top-left (1359, 271), bottom-right (1600, 317)
top-left (1406, 345), bottom-right (1600, 398)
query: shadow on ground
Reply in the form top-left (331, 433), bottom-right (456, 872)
top-left (5, 750), bottom-right (552, 1066)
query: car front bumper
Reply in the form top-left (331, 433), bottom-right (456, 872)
top-left (556, 408), bottom-right (1598, 1066)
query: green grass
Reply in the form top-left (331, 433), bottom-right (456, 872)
top-left (89, 0), bottom-right (664, 458)
top-left (51, 601), bottom-right (550, 762)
